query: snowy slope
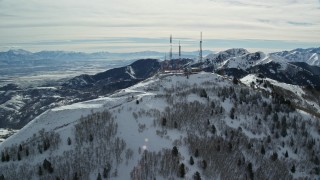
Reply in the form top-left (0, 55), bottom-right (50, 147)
top-left (241, 74), bottom-right (320, 114)
top-left (0, 72), bottom-right (319, 179)
top-left (272, 47), bottom-right (320, 67)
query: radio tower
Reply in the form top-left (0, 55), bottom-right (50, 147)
top-left (199, 32), bottom-right (203, 63)
top-left (170, 35), bottom-right (173, 61)
top-left (179, 41), bottom-right (181, 60)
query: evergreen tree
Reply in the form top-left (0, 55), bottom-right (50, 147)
top-left (1, 152), bottom-right (4, 162)
top-left (194, 149), bottom-right (199, 158)
top-left (190, 156), bottom-right (194, 165)
top-left (43, 140), bottom-right (50, 151)
top-left (247, 163), bottom-right (254, 180)
top-left (89, 134), bottom-right (94, 142)
top-left (267, 136), bottom-right (271, 143)
top-left (201, 160), bottom-right (207, 170)
top-left (97, 173), bottom-right (102, 180)
top-left (0, 174), bottom-right (4, 180)
top-left (43, 159), bottom-right (54, 173)
top-left (5, 153), bottom-right (9, 162)
top-left (314, 156), bottom-right (320, 165)
top-left (73, 172), bottom-right (79, 180)
top-left (17, 152), bottom-right (21, 161)
top-left (271, 152), bottom-right (278, 161)
top-left (281, 126), bottom-right (287, 137)
top-left (200, 89), bottom-right (207, 98)
top-left (273, 113), bottom-right (279, 122)
top-left (211, 125), bottom-right (216, 134)
top-left (193, 171), bottom-right (201, 180)
top-left (233, 77), bottom-right (239, 84)
top-left (230, 107), bottom-right (235, 119)
top-left (25, 147), bottom-right (29, 157)
top-left (162, 118), bottom-right (167, 126)
top-left (38, 166), bottom-right (43, 176)
top-left (172, 146), bottom-right (179, 157)
top-left (284, 151), bottom-right (288, 158)
top-left (19, 144), bottom-right (23, 151)
top-left (216, 144), bottom-right (221, 152)
top-left (210, 101), bottom-right (215, 109)
top-left (103, 163), bottom-right (111, 178)
top-left (136, 100), bottom-right (139, 104)
top-left (260, 145), bottom-right (265, 155)
top-left (178, 163), bottom-right (186, 178)
top-left (237, 159), bottom-right (242, 166)
top-left (67, 137), bottom-right (72, 145)
top-left (174, 121), bottom-right (178, 129)
top-left (228, 142), bottom-right (233, 152)
top-left (291, 164), bottom-right (296, 173)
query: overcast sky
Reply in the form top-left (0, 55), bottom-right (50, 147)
top-left (0, 0), bottom-right (319, 53)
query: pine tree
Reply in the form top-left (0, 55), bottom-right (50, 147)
top-left (211, 125), bottom-right (216, 134)
top-left (261, 145), bottom-right (265, 155)
top-left (89, 134), bottom-right (94, 142)
top-left (43, 159), bottom-right (54, 173)
top-left (291, 164), bottom-right (296, 173)
top-left (284, 151), bottom-right (288, 158)
top-left (247, 163), bottom-right (254, 180)
top-left (172, 146), bottom-right (179, 157)
top-left (0, 174), bottom-right (4, 180)
top-left (25, 147), bottom-right (29, 157)
top-left (97, 173), bottom-right (102, 180)
top-left (267, 135), bottom-right (271, 143)
top-left (271, 152), bottom-right (278, 161)
top-left (162, 118), bottom-right (167, 126)
top-left (73, 172), bottom-right (79, 180)
top-left (193, 171), bottom-right (201, 180)
top-left (5, 153), bottom-right (9, 162)
top-left (103, 163), bottom-right (111, 178)
top-left (38, 166), bottom-right (43, 176)
top-left (1, 152), bottom-right (4, 162)
top-left (200, 89), bottom-right (207, 98)
top-left (190, 156), bottom-right (194, 165)
top-left (281, 126), bottom-right (287, 137)
top-left (178, 163), bottom-right (186, 178)
top-left (237, 159), bottom-right (242, 166)
top-left (230, 107), bottom-right (235, 119)
top-left (17, 152), bottom-right (21, 161)
top-left (201, 160), bottom-right (207, 170)
top-left (228, 142), bottom-right (233, 152)
top-left (195, 149), bottom-right (199, 158)
top-left (67, 137), bottom-right (72, 145)
top-left (19, 144), bottom-right (23, 151)
top-left (174, 121), bottom-right (178, 129)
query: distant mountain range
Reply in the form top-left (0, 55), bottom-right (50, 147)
top-left (271, 47), bottom-right (320, 66)
top-left (0, 49), bottom-right (214, 61)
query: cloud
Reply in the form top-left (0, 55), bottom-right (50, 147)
top-left (0, 0), bottom-right (319, 52)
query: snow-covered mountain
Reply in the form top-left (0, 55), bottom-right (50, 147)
top-left (0, 72), bottom-right (319, 179)
top-left (271, 47), bottom-right (320, 67)
top-left (204, 48), bottom-right (320, 87)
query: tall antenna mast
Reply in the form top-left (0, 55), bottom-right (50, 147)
top-left (170, 35), bottom-right (173, 61)
top-left (179, 41), bottom-right (181, 60)
top-left (199, 32), bottom-right (203, 63)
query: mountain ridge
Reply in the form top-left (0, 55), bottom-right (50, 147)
top-left (0, 72), bottom-right (319, 179)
